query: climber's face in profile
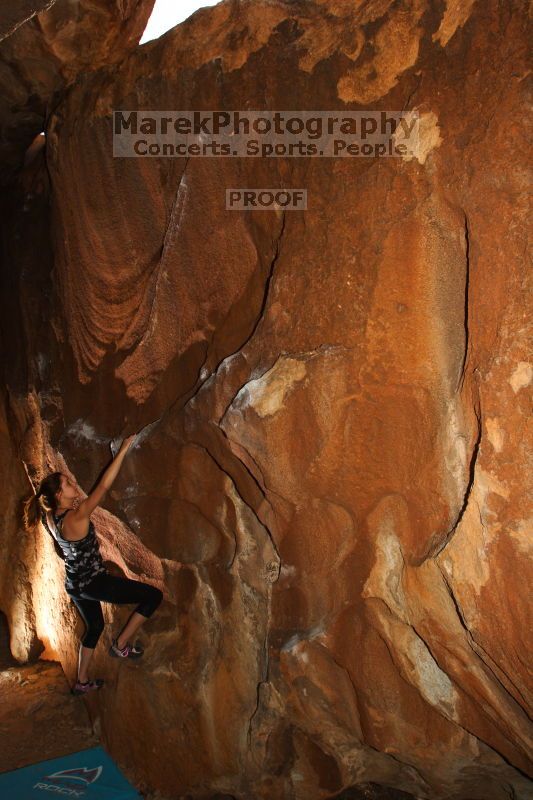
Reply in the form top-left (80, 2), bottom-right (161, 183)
top-left (56, 474), bottom-right (80, 508)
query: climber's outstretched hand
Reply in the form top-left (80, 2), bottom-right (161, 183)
top-left (119, 434), bottom-right (137, 454)
top-left (76, 432), bottom-right (138, 519)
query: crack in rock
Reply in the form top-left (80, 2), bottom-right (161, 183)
top-left (432, 401), bottom-right (482, 559)
top-left (456, 210), bottom-right (471, 394)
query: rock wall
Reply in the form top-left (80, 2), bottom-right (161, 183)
top-left (0, 0), bottom-right (155, 183)
top-left (1, 1), bottom-right (531, 799)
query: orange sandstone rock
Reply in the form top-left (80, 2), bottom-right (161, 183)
top-left (0, 1), bottom-right (531, 799)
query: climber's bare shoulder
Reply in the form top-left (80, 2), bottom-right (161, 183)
top-left (61, 509), bottom-right (90, 541)
top-left (62, 481), bottom-right (109, 540)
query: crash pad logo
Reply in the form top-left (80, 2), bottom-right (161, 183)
top-left (33, 764), bottom-right (102, 795)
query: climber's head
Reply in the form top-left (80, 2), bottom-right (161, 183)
top-left (54, 473), bottom-right (81, 508)
top-left (23, 472), bottom-right (80, 530)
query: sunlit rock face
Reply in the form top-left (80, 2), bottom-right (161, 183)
top-left (1, 1), bottom-right (531, 799)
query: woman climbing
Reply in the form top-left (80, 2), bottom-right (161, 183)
top-left (23, 433), bottom-right (163, 696)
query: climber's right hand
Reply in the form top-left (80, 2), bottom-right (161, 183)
top-left (119, 434), bottom-right (137, 454)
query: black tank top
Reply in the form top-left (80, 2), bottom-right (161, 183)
top-left (41, 509), bottom-right (106, 593)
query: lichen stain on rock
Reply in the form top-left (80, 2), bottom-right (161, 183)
top-left (228, 356), bottom-right (307, 418)
top-left (396, 109), bottom-right (443, 165)
top-left (362, 493), bottom-right (410, 624)
top-left (405, 635), bottom-right (457, 714)
top-left (509, 361), bottom-right (532, 393)
top-left (485, 416), bottom-right (505, 453)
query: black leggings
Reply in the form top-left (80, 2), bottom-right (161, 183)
top-left (67, 572), bottom-right (163, 649)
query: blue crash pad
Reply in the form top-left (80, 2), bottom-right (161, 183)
top-left (0, 745), bottom-right (142, 799)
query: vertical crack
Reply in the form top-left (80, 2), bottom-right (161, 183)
top-left (240, 209), bottom-right (287, 352)
top-left (122, 158), bottom-right (190, 356)
top-left (401, 73), bottom-right (422, 114)
top-left (457, 210), bottom-right (471, 394)
top-left (160, 157), bottom-right (190, 271)
top-left (216, 211), bottom-right (287, 424)
top-left (246, 587), bottom-right (276, 753)
top-left (247, 617), bottom-right (275, 754)
top-left (181, 210), bottom-right (287, 416)
top-left (188, 442), bottom-right (278, 753)
top-left (431, 211), bottom-right (478, 559)
top-left (431, 400), bottom-right (482, 558)
top-left (437, 561), bottom-right (529, 709)
top-left (436, 561), bottom-right (470, 635)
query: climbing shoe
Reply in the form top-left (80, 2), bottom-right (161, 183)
top-left (108, 636), bottom-right (144, 659)
top-left (71, 678), bottom-right (104, 695)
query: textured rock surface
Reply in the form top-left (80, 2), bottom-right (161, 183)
top-left (0, 0), bottom-right (155, 183)
top-left (0, 1), bottom-right (532, 799)
top-left (0, 1), bottom-right (55, 42)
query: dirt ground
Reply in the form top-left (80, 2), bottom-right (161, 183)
top-left (0, 610), bottom-right (154, 796)
top-left (0, 658), bottom-right (100, 773)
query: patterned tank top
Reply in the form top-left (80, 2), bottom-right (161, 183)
top-left (41, 509), bottom-right (107, 593)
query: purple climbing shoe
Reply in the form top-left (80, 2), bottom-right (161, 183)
top-left (108, 635), bottom-right (144, 659)
top-left (71, 678), bottom-right (104, 695)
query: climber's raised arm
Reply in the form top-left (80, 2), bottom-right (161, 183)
top-left (75, 434), bottom-right (137, 520)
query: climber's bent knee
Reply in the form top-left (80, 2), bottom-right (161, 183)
top-left (135, 585), bottom-right (163, 618)
top-left (81, 630), bottom-right (103, 648)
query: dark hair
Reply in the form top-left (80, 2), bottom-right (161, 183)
top-left (23, 471), bottom-right (63, 531)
